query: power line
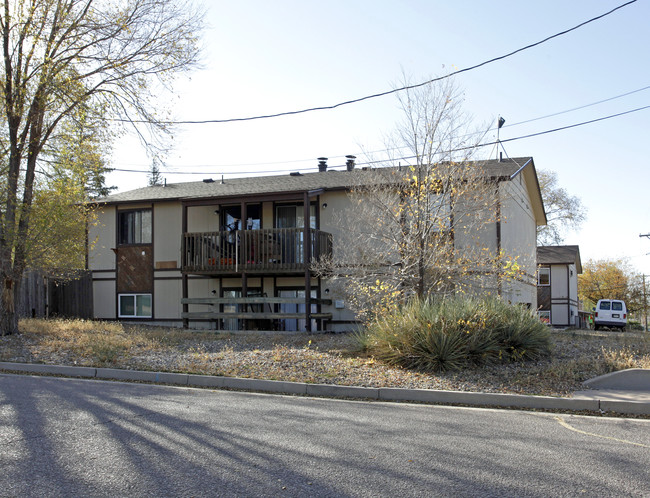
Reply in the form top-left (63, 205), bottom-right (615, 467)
top-left (109, 102), bottom-right (650, 177)
top-left (114, 1), bottom-right (636, 125)
top-left (111, 82), bottom-right (650, 172)
top-left (497, 103), bottom-right (650, 145)
top-left (504, 84), bottom-right (650, 128)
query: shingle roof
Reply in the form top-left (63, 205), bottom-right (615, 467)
top-left (98, 157), bottom-right (534, 205)
top-left (537, 245), bottom-right (582, 273)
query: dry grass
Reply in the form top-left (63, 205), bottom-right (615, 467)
top-left (1, 319), bottom-right (649, 396)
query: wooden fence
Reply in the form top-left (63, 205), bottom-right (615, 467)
top-left (18, 270), bottom-right (93, 319)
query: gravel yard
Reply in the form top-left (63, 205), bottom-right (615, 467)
top-left (1, 320), bottom-right (649, 397)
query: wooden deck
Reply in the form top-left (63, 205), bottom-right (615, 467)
top-left (182, 228), bottom-right (332, 274)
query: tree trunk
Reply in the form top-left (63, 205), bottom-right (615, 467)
top-left (0, 277), bottom-right (18, 335)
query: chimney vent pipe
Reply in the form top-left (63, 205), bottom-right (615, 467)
top-left (317, 157), bottom-right (328, 172)
top-left (345, 155), bottom-right (356, 171)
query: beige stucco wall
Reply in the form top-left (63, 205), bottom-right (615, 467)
top-left (153, 279), bottom-right (182, 320)
top-left (548, 263), bottom-right (579, 326)
top-left (93, 280), bottom-right (115, 319)
top-left (550, 265), bottom-right (568, 299)
top-left (187, 205), bottom-right (219, 232)
top-left (262, 201), bottom-right (274, 229)
top-left (499, 176), bottom-right (538, 307)
top-left (88, 205), bottom-right (116, 271)
top-left (154, 202), bottom-right (182, 265)
top-left (89, 205), bottom-right (117, 319)
top-left (319, 190), bottom-right (354, 262)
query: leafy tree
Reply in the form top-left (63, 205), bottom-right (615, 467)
top-left (27, 107), bottom-right (114, 272)
top-left (318, 78), bottom-right (523, 320)
top-left (537, 169), bottom-right (586, 245)
top-left (579, 258), bottom-right (643, 313)
top-left (46, 106), bottom-right (116, 199)
top-left (0, 0), bottom-right (203, 335)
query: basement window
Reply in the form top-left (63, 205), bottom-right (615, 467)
top-left (118, 294), bottom-right (152, 318)
top-left (538, 310), bottom-right (550, 324)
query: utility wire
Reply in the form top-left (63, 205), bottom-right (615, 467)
top-left (115, 0), bottom-right (636, 125)
top-left (497, 103), bottom-right (650, 146)
top-left (109, 102), bottom-right (650, 176)
top-left (504, 84), bottom-right (650, 128)
top-left (113, 82), bottom-right (650, 172)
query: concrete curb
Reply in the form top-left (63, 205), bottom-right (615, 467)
top-left (1, 361), bottom-right (648, 415)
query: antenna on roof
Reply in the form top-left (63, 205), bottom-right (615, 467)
top-left (497, 116), bottom-right (506, 161)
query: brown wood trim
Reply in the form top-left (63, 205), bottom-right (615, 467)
top-left (183, 191), bottom-right (306, 207)
top-left (182, 312), bottom-right (332, 320)
top-left (182, 273), bottom-right (189, 328)
top-left (182, 297), bottom-right (331, 305)
top-left (155, 261), bottom-right (178, 269)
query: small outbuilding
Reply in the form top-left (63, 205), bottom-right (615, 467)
top-left (537, 245), bottom-right (582, 328)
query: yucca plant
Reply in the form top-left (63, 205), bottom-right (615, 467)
top-left (358, 295), bottom-right (551, 372)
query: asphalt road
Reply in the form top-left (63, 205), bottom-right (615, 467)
top-left (1, 374), bottom-right (648, 497)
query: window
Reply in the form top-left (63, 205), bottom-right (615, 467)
top-left (600, 301), bottom-right (611, 311)
top-left (119, 294), bottom-right (152, 318)
top-left (538, 267), bottom-right (550, 286)
top-left (612, 301), bottom-right (623, 311)
top-left (118, 209), bottom-right (152, 245)
top-left (276, 204), bottom-right (316, 229)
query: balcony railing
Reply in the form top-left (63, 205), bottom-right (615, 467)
top-left (182, 228), bottom-right (333, 273)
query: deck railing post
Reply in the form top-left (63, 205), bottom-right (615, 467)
top-left (303, 193), bottom-right (312, 331)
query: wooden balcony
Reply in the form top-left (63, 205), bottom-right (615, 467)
top-left (182, 228), bottom-right (333, 274)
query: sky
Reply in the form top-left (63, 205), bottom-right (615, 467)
top-left (109, 0), bottom-right (650, 275)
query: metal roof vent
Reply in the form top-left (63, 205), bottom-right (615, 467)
top-left (317, 157), bottom-right (328, 172)
top-left (203, 178), bottom-right (214, 183)
top-left (345, 155), bottom-right (356, 171)
top-left (290, 172), bottom-right (303, 177)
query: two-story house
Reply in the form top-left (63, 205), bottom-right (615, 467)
top-left (88, 156), bottom-right (546, 332)
top-left (537, 245), bottom-right (582, 327)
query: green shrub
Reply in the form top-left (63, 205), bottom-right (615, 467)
top-left (357, 296), bottom-right (551, 372)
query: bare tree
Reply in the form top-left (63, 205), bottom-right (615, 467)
top-left (537, 169), bottom-right (586, 245)
top-left (0, 0), bottom-right (203, 334)
top-left (318, 78), bottom-right (519, 320)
